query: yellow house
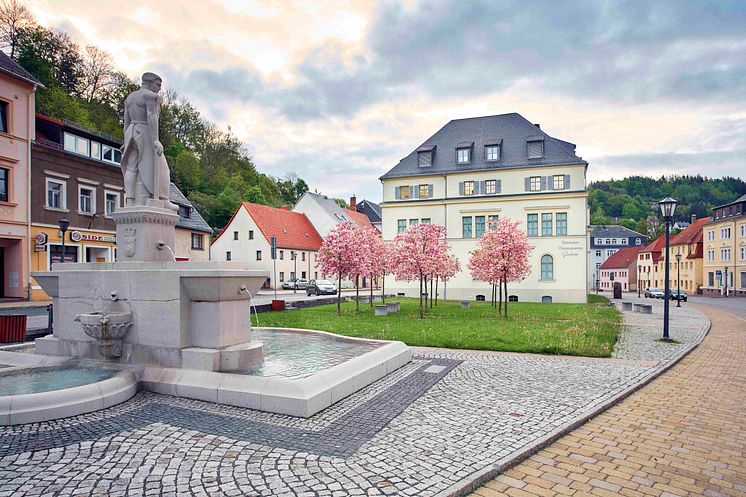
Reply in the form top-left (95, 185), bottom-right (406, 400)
top-left (657, 216), bottom-right (710, 295)
top-left (702, 194), bottom-right (746, 297)
top-left (380, 113), bottom-right (589, 303)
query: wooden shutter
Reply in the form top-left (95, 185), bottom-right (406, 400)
top-left (459, 182), bottom-right (464, 196)
top-left (564, 174), bottom-right (571, 189)
top-left (524, 177), bottom-right (530, 191)
top-left (428, 184), bottom-right (433, 198)
top-left (395, 186), bottom-right (401, 199)
top-left (496, 179), bottom-right (502, 193)
top-left (546, 176), bottom-right (554, 190)
top-left (540, 176), bottom-right (547, 191)
top-left (411, 185), bottom-right (417, 198)
top-left (479, 180), bottom-right (486, 195)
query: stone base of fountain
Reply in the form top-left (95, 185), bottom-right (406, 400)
top-left (33, 261), bottom-right (267, 371)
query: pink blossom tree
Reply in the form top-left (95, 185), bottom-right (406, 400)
top-left (317, 221), bottom-right (361, 315)
top-left (357, 226), bottom-right (385, 308)
top-left (390, 223), bottom-right (447, 319)
top-left (468, 218), bottom-right (533, 318)
top-left (434, 254), bottom-right (461, 306)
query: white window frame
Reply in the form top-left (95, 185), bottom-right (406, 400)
top-left (78, 184), bottom-right (96, 215)
top-left (485, 145), bottom-right (499, 161)
top-left (64, 132), bottom-right (90, 157)
top-left (104, 190), bottom-right (120, 217)
top-left (485, 179), bottom-right (497, 194)
top-left (553, 175), bottom-right (565, 190)
top-left (463, 181), bottom-right (475, 195)
top-left (45, 177), bottom-right (68, 211)
top-left (529, 176), bottom-right (541, 191)
top-left (90, 141), bottom-right (101, 161)
top-left (457, 148), bottom-right (470, 164)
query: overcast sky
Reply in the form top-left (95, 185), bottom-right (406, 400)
top-left (28, 0), bottom-right (746, 202)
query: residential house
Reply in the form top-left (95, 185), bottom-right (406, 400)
top-left (31, 116), bottom-right (211, 299)
top-left (598, 246), bottom-right (645, 293)
top-left (0, 52), bottom-right (40, 300)
top-left (169, 183), bottom-right (212, 261)
top-left (293, 191), bottom-right (375, 238)
top-left (379, 113), bottom-right (589, 303)
top-left (702, 194), bottom-right (746, 297)
top-left (353, 197), bottom-right (382, 232)
top-left (588, 225), bottom-right (647, 291)
top-left (636, 235), bottom-right (665, 291)
top-left (657, 216), bottom-right (710, 296)
top-left (209, 202), bottom-right (323, 289)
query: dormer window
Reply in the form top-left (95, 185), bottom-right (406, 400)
top-left (484, 139), bottom-right (502, 161)
top-left (416, 144), bottom-right (435, 167)
top-left (527, 138), bottom-right (544, 159)
top-left (456, 141), bottom-right (473, 164)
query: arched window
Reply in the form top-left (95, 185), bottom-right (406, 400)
top-left (508, 295), bottom-right (518, 302)
top-left (541, 295), bottom-right (552, 303)
top-left (540, 255), bottom-right (554, 280)
top-left (476, 294), bottom-right (486, 301)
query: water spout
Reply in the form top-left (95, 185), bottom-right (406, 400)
top-left (155, 240), bottom-right (177, 261)
top-left (238, 284), bottom-right (261, 328)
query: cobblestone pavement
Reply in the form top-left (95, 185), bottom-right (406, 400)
top-left (470, 302), bottom-right (744, 497)
top-left (0, 302), bottom-right (709, 496)
top-left (612, 297), bottom-right (709, 361)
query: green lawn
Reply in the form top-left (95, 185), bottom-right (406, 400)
top-left (258, 295), bottom-right (621, 357)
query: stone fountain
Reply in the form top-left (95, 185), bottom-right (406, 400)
top-left (32, 72), bottom-right (268, 372)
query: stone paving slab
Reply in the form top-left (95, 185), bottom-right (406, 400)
top-left (0, 300), bottom-right (710, 496)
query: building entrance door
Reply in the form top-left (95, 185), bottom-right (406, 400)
top-left (85, 246), bottom-right (109, 263)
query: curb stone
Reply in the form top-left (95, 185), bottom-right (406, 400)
top-left (435, 307), bottom-right (712, 497)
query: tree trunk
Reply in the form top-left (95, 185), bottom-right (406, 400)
top-left (355, 275), bottom-right (360, 312)
top-left (435, 278), bottom-right (439, 306)
top-left (492, 283), bottom-right (496, 308)
top-left (382, 275), bottom-right (386, 303)
top-left (430, 278), bottom-right (434, 309)
top-left (418, 276), bottom-right (422, 319)
top-left (370, 277), bottom-right (374, 307)
top-left (423, 276), bottom-right (428, 313)
top-left (337, 274), bottom-right (342, 316)
top-left (498, 278), bottom-right (503, 316)
top-left (503, 278), bottom-right (508, 319)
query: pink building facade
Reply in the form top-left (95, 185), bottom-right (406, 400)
top-left (0, 54), bottom-right (39, 299)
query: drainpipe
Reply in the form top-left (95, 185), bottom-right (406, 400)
top-left (26, 86), bottom-right (34, 301)
top-left (443, 173), bottom-right (448, 300)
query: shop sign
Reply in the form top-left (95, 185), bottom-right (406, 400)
top-left (34, 244), bottom-right (47, 252)
top-left (35, 232), bottom-right (48, 245)
top-left (69, 231), bottom-right (116, 243)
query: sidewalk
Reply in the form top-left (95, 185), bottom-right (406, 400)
top-left (470, 303), bottom-right (745, 497)
top-left (0, 300), bottom-right (50, 311)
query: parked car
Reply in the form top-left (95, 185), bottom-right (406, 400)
top-left (670, 290), bottom-right (688, 302)
top-left (281, 278), bottom-right (309, 290)
top-left (306, 280), bottom-right (338, 296)
top-left (645, 288), bottom-right (665, 299)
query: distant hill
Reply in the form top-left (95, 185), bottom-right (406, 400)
top-left (588, 175), bottom-right (746, 237)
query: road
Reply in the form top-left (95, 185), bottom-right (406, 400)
top-left (688, 295), bottom-right (746, 320)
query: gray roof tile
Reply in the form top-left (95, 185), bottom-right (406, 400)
top-left (169, 183), bottom-right (212, 233)
top-left (590, 225), bottom-right (647, 239)
top-left (0, 52), bottom-right (41, 87)
top-left (380, 113), bottom-right (585, 180)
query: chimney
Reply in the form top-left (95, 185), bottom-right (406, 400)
top-left (349, 195), bottom-right (357, 210)
top-left (691, 214), bottom-right (696, 224)
top-left (534, 123), bottom-right (540, 129)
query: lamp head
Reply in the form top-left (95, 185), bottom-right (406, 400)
top-left (658, 197), bottom-right (678, 220)
top-left (675, 253), bottom-right (682, 261)
top-left (58, 217), bottom-right (70, 233)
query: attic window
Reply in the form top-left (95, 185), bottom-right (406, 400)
top-left (527, 139), bottom-right (544, 159)
top-left (416, 144), bottom-right (435, 167)
top-left (456, 141), bottom-right (473, 164)
top-left (484, 139), bottom-right (502, 161)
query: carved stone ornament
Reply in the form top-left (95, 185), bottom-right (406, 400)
top-left (124, 228), bottom-right (136, 258)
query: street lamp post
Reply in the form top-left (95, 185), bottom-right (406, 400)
top-left (659, 197), bottom-right (677, 341)
top-left (291, 251), bottom-right (297, 293)
top-left (637, 264), bottom-right (642, 298)
top-left (675, 253), bottom-right (682, 308)
top-left (57, 217), bottom-right (70, 268)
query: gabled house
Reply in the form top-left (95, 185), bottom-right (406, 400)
top-left (210, 202), bottom-right (323, 289)
top-left (293, 191), bottom-right (374, 239)
top-left (588, 225), bottom-right (647, 290)
top-left (379, 112), bottom-right (590, 303)
top-left (352, 196), bottom-right (382, 232)
top-left (599, 246), bottom-right (645, 293)
top-left (657, 216), bottom-right (710, 295)
top-left (637, 235), bottom-right (665, 291)
top-left (169, 183), bottom-right (212, 261)
top-left (702, 195), bottom-right (746, 297)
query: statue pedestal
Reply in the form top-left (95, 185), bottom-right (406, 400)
top-left (110, 206), bottom-right (180, 262)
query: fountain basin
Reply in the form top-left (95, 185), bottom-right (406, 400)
top-left (0, 352), bottom-right (139, 426)
top-left (76, 311), bottom-right (134, 359)
top-left (142, 327), bottom-right (412, 417)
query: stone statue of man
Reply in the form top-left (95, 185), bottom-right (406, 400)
top-left (121, 72), bottom-right (177, 210)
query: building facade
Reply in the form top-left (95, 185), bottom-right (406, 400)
top-left (31, 116), bottom-right (211, 299)
top-left (657, 216), bottom-right (710, 296)
top-left (293, 191), bottom-right (375, 238)
top-left (380, 113), bottom-right (589, 303)
top-left (354, 198), bottom-right (382, 232)
top-left (637, 235), bottom-right (664, 291)
top-left (0, 53), bottom-right (39, 300)
top-left (210, 203), bottom-right (323, 289)
top-left (702, 194), bottom-right (746, 297)
top-left (588, 225), bottom-right (647, 291)
top-left (598, 246), bottom-right (644, 293)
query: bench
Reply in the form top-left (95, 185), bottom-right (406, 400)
top-left (386, 301), bottom-right (400, 313)
top-left (622, 301), bottom-right (633, 311)
top-left (633, 303), bottom-right (653, 314)
top-left (374, 305), bottom-right (389, 316)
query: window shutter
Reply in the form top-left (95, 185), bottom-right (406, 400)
top-left (564, 174), bottom-right (571, 189)
top-left (496, 179), bottom-right (502, 193)
top-left (524, 177), bottom-right (530, 192)
top-left (428, 184), bottom-right (433, 197)
top-left (411, 185), bottom-right (417, 198)
top-left (459, 182), bottom-right (464, 196)
top-left (479, 180), bottom-right (486, 194)
top-left (473, 181), bottom-right (480, 195)
top-left (540, 176), bottom-right (547, 191)
top-left (547, 176), bottom-right (554, 190)
top-left (395, 186), bottom-right (400, 200)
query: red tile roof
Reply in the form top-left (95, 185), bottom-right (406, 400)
top-left (670, 217), bottom-right (709, 246)
top-left (639, 235), bottom-right (665, 262)
top-left (343, 208), bottom-right (375, 229)
top-left (212, 203), bottom-right (323, 251)
top-left (242, 203), bottom-right (323, 250)
top-left (600, 246), bottom-right (646, 270)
